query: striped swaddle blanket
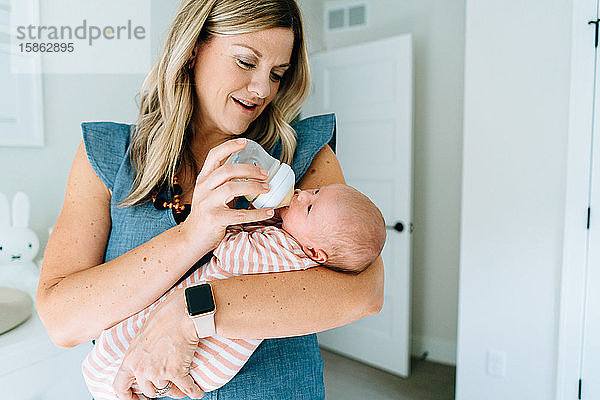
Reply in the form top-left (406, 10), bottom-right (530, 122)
top-left (82, 225), bottom-right (317, 400)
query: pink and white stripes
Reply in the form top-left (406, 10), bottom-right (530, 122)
top-left (82, 225), bottom-right (316, 400)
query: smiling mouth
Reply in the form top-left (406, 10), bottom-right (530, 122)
top-left (233, 97), bottom-right (257, 111)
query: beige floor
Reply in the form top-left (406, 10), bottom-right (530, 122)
top-left (322, 350), bottom-right (456, 400)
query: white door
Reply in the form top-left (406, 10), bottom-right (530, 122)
top-left (575, 0), bottom-right (600, 397)
top-left (302, 35), bottom-right (413, 377)
top-left (581, 3), bottom-right (600, 396)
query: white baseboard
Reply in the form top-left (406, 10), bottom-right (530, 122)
top-left (411, 335), bottom-right (456, 366)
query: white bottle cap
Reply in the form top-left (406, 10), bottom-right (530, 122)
top-left (252, 163), bottom-right (295, 209)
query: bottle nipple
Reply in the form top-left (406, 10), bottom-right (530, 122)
top-left (275, 187), bottom-right (294, 209)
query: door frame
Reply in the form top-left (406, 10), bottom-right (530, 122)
top-left (556, 0), bottom-right (597, 398)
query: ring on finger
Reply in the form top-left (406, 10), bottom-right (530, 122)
top-left (155, 381), bottom-right (172, 396)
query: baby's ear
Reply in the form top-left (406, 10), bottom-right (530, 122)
top-left (302, 245), bottom-right (328, 264)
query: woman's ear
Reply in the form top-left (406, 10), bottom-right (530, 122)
top-left (302, 245), bottom-right (328, 264)
top-left (188, 47), bottom-right (197, 69)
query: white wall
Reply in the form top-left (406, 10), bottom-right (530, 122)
top-left (0, 1), bottom-right (177, 258)
top-left (299, 0), bottom-right (465, 365)
top-left (2, 0), bottom-right (464, 367)
top-left (457, 0), bottom-right (572, 398)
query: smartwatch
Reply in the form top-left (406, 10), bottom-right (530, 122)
top-left (184, 283), bottom-right (216, 338)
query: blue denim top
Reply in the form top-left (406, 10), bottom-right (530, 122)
top-left (81, 113), bottom-right (336, 264)
top-left (82, 114), bottom-right (335, 397)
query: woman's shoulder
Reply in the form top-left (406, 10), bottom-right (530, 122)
top-left (81, 121), bottom-right (134, 145)
top-left (289, 113), bottom-right (337, 183)
top-left (81, 121), bottom-right (135, 192)
top-left (292, 113), bottom-right (336, 149)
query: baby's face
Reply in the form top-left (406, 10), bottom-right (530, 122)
top-left (279, 186), bottom-right (337, 245)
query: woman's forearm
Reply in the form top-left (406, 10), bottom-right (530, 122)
top-left (37, 224), bottom-right (210, 348)
top-left (211, 256), bottom-right (384, 339)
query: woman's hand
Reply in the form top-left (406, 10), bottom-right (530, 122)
top-left (180, 138), bottom-right (275, 252)
top-left (113, 288), bottom-right (205, 400)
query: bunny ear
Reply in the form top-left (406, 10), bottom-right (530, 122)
top-left (0, 193), bottom-right (9, 228)
top-left (12, 192), bottom-right (30, 228)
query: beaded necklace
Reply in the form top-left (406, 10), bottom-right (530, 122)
top-left (151, 176), bottom-right (191, 224)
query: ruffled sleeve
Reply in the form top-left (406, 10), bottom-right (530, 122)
top-left (269, 113), bottom-right (337, 183)
top-left (81, 121), bottom-right (133, 192)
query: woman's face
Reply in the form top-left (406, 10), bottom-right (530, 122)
top-left (192, 27), bottom-right (294, 138)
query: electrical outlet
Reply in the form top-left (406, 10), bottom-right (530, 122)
top-left (486, 349), bottom-right (507, 377)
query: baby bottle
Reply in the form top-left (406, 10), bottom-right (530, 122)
top-left (225, 139), bottom-right (295, 209)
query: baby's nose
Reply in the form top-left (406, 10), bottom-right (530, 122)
top-left (298, 190), bottom-right (316, 203)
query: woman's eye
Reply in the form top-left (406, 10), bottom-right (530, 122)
top-left (237, 58), bottom-right (282, 82)
top-left (237, 59), bottom-right (255, 69)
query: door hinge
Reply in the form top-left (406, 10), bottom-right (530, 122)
top-left (587, 207), bottom-right (591, 229)
top-left (589, 19), bottom-right (600, 47)
top-left (579, 378), bottom-right (582, 399)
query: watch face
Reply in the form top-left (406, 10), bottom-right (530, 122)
top-left (185, 284), bottom-right (215, 316)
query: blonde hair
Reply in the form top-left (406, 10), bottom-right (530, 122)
top-left (120, 0), bottom-right (311, 207)
top-left (316, 184), bottom-right (387, 274)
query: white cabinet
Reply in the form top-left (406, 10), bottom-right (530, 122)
top-left (0, 311), bottom-right (92, 400)
top-left (0, 264), bottom-right (92, 400)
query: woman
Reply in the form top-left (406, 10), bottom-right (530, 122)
top-left (36, 0), bottom-right (384, 399)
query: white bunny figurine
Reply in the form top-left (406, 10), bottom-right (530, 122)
top-left (0, 192), bottom-right (40, 294)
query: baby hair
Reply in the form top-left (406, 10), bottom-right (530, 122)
top-left (318, 184), bottom-right (386, 273)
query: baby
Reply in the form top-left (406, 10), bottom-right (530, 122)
top-left (82, 183), bottom-right (386, 400)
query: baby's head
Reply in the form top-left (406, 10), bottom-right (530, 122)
top-left (279, 183), bottom-right (386, 273)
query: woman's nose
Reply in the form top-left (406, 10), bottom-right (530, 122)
top-left (248, 73), bottom-right (271, 99)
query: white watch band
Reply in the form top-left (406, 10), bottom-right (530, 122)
top-left (191, 311), bottom-right (216, 338)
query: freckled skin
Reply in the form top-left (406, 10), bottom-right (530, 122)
top-left (143, 257), bottom-right (147, 262)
